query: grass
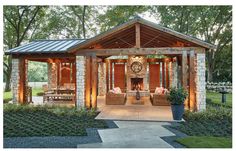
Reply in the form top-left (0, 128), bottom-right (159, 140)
top-left (206, 91), bottom-right (232, 107)
top-left (3, 87), bottom-right (43, 103)
top-left (176, 136), bottom-right (232, 148)
top-left (4, 104), bottom-right (108, 137)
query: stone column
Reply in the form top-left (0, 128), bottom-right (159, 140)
top-left (76, 56), bottom-right (86, 108)
top-left (11, 58), bottom-right (28, 104)
top-left (48, 63), bottom-right (57, 89)
top-left (195, 53), bottom-right (206, 111)
top-left (98, 62), bottom-right (106, 96)
top-left (170, 61), bottom-right (178, 88)
top-left (11, 58), bottom-right (20, 104)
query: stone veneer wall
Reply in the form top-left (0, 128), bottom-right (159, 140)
top-left (195, 53), bottom-right (206, 111)
top-left (11, 58), bottom-right (20, 103)
top-left (76, 56), bottom-right (86, 108)
top-left (171, 61), bottom-right (178, 88)
top-left (11, 58), bottom-right (28, 104)
top-left (127, 55), bottom-right (148, 90)
top-left (48, 63), bottom-right (57, 89)
top-left (98, 62), bottom-right (106, 96)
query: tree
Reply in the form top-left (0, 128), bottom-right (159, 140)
top-left (152, 6), bottom-right (232, 82)
top-left (97, 6), bottom-right (149, 32)
top-left (3, 6), bottom-right (46, 91)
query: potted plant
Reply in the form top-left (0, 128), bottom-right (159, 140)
top-left (167, 87), bottom-right (188, 120)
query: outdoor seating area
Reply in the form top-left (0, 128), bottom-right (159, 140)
top-left (42, 83), bottom-right (75, 103)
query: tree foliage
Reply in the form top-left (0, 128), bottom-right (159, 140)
top-left (3, 6), bottom-right (46, 91)
top-left (152, 6), bottom-right (232, 82)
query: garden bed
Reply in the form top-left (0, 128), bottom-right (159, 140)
top-left (4, 104), bottom-right (108, 137)
top-left (173, 105), bottom-right (232, 148)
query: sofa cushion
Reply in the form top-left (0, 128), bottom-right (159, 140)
top-left (155, 87), bottom-right (163, 94)
top-left (113, 87), bottom-right (122, 94)
top-left (155, 87), bottom-right (169, 95)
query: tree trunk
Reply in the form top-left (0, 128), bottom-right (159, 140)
top-left (4, 56), bottom-right (12, 92)
top-left (207, 62), bottom-right (213, 82)
top-left (4, 71), bottom-right (11, 92)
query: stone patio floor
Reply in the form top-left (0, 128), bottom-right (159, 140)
top-left (31, 96), bottom-right (173, 121)
top-left (96, 96), bottom-right (173, 121)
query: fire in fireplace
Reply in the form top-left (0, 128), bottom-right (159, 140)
top-left (131, 78), bottom-right (143, 90)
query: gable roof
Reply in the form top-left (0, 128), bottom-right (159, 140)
top-left (69, 16), bottom-right (216, 51)
top-left (5, 39), bottom-right (86, 54)
top-left (5, 17), bottom-right (216, 55)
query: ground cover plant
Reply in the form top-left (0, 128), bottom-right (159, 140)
top-left (4, 104), bottom-right (108, 137)
top-left (174, 105), bottom-right (232, 148)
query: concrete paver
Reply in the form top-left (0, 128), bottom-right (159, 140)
top-left (78, 121), bottom-right (175, 148)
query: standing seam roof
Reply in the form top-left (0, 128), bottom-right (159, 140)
top-left (5, 39), bottom-right (86, 54)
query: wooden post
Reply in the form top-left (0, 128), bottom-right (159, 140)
top-left (169, 61), bottom-right (172, 88)
top-left (166, 60), bottom-right (169, 89)
top-left (110, 61), bottom-right (113, 90)
top-left (19, 58), bottom-right (26, 104)
top-left (135, 23), bottom-right (141, 48)
top-left (182, 50), bottom-right (189, 109)
top-left (85, 56), bottom-right (91, 109)
top-left (162, 61), bottom-right (165, 88)
top-left (105, 59), bottom-right (109, 92)
top-left (91, 55), bottom-right (98, 109)
top-left (189, 50), bottom-right (196, 111)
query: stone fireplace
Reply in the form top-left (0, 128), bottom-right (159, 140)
top-left (127, 55), bottom-right (148, 91)
top-left (131, 78), bottom-right (144, 90)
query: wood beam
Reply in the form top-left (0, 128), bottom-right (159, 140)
top-left (76, 47), bottom-right (204, 56)
top-left (135, 23), bottom-right (141, 48)
top-left (166, 61), bottom-right (169, 89)
top-left (162, 61), bottom-right (165, 87)
top-left (110, 61), bottom-right (113, 90)
top-left (12, 53), bottom-right (75, 59)
top-left (105, 59), bottom-right (109, 92)
top-left (182, 50), bottom-right (189, 109)
top-left (91, 55), bottom-right (98, 109)
top-left (18, 58), bottom-right (27, 104)
top-left (189, 50), bottom-right (196, 111)
top-left (85, 56), bottom-right (91, 109)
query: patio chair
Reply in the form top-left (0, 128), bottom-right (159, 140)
top-left (106, 87), bottom-right (126, 105)
top-left (150, 87), bottom-right (170, 106)
top-left (42, 84), bottom-right (54, 102)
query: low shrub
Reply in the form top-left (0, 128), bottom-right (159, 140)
top-left (176, 106), bottom-right (232, 137)
top-left (36, 92), bottom-right (44, 96)
top-left (3, 99), bottom-right (11, 104)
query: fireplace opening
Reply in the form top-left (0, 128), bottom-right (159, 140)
top-left (131, 78), bottom-right (143, 90)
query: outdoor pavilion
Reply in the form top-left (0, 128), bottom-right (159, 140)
top-left (5, 17), bottom-right (216, 112)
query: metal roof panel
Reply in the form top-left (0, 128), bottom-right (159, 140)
top-left (5, 39), bottom-right (86, 54)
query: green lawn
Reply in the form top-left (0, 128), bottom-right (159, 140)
top-left (4, 104), bottom-right (108, 137)
top-left (206, 91), bottom-right (232, 107)
top-left (176, 136), bottom-right (232, 148)
top-left (3, 87), bottom-right (43, 103)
